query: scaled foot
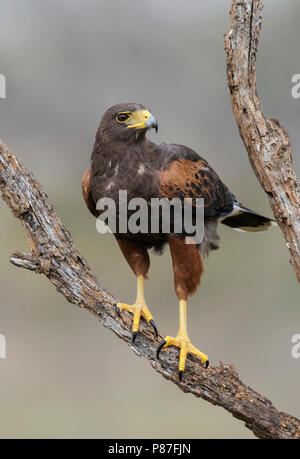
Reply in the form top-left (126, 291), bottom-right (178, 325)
top-left (116, 301), bottom-right (158, 342)
top-left (157, 334), bottom-right (209, 381)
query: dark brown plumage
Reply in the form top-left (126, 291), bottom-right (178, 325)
top-left (82, 103), bottom-right (274, 378)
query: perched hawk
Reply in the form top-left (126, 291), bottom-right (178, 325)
top-left (82, 103), bottom-right (274, 380)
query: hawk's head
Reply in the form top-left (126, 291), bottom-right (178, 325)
top-left (98, 103), bottom-right (158, 142)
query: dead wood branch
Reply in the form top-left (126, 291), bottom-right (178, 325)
top-left (224, 0), bottom-right (300, 281)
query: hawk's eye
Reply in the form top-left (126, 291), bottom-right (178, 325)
top-left (116, 113), bottom-right (131, 123)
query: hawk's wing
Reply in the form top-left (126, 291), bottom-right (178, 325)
top-left (157, 145), bottom-right (233, 218)
top-left (82, 167), bottom-right (98, 217)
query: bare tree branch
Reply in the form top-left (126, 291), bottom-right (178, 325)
top-left (225, 0), bottom-right (300, 281)
top-left (0, 140), bottom-right (300, 439)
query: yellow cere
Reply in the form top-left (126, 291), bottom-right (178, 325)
top-left (127, 110), bottom-right (152, 129)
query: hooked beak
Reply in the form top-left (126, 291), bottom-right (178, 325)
top-left (145, 113), bottom-right (158, 133)
top-left (127, 110), bottom-right (158, 133)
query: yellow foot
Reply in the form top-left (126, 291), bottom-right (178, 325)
top-left (157, 335), bottom-right (209, 381)
top-left (116, 301), bottom-right (158, 343)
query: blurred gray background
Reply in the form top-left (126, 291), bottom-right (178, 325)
top-left (0, 0), bottom-right (299, 439)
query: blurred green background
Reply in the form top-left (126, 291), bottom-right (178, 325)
top-left (0, 0), bottom-right (299, 439)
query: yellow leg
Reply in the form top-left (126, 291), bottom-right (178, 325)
top-left (116, 275), bottom-right (157, 342)
top-left (157, 299), bottom-right (209, 380)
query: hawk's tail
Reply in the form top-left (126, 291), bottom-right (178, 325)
top-left (220, 203), bottom-right (276, 232)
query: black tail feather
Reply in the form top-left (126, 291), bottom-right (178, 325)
top-left (221, 205), bottom-right (275, 232)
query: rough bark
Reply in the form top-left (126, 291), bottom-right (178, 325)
top-left (225, 0), bottom-right (300, 281)
top-left (0, 140), bottom-right (300, 439)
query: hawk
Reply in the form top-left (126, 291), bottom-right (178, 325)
top-left (82, 103), bottom-right (274, 380)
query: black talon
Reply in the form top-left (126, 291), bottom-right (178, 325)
top-left (149, 319), bottom-right (158, 337)
top-left (116, 306), bottom-right (121, 317)
top-left (132, 332), bottom-right (138, 344)
top-left (178, 371), bottom-right (183, 382)
top-left (156, 339), bottom-right (166, 359)
top-left (204, 360), bottom-right (209, 369)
